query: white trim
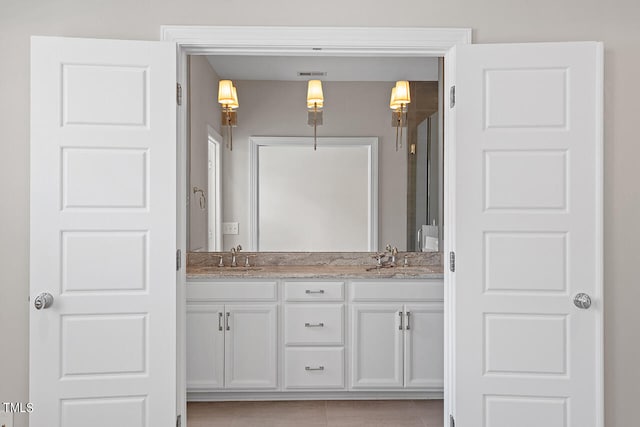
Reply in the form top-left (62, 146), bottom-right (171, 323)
top-left (442, 46), bottom-right (457, 426)
top-left (248, 136), bottom-right (379, 252)
top-left (162, 26), bottom-right (471, 57)
top-left (165, 26), bottom-right (472, 427)
top-left (187, 391), bottom-right (443, 402)
top-left (207, 125), bottom-right (223, 252)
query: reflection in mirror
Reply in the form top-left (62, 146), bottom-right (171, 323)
top-left (250, 137), bottom-right (378, 251)
top-left (187, 55), bottom-right (443, 252)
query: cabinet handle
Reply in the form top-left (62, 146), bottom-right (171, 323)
top-left (305, 366), bottom-right (325, 371)
top-left (225, 312), bottom-right (230, 331)
top-left (218, 312), bottom-right (223, 331)
top-left (406, 311), bottom-right (411, 330)
top-left (304, 322), bottom-right (324, 328)
top-left (305, 289), bottom-right (325, 294)
top-left (399, 311), bottom-right (404, 330)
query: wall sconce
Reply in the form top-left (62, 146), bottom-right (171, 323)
top-left (307, 80), bottom-right (324, 151)
top-left (390, 80), bottom-right (411, 152)
top-left (218, 80), bottom-right (239, 151)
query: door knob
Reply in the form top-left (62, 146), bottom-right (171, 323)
top-left (34, 292), bottom-right (54, 310)
top-left (573, 293), bottom-right (592, 309)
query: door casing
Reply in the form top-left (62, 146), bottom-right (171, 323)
top-left (161, 25), bottom-right (471, 426)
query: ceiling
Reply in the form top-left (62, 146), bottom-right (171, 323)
top-left (206, 55), bottom-right (439, 82)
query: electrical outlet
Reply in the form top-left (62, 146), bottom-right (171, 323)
top-left (0, 410), bottom-right (13, 427)
top-left (222, 222), bottom-right (239, 235)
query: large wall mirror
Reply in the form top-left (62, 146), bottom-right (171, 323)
top-left (187, 54), bottom-right (443, 252)
top-left (250, 137), bottom-right (378, 251)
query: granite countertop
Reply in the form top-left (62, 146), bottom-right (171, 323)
top-left (186, 264), bottom-right (444, 280)
top-left (186, 252), bottom-right (444, 280)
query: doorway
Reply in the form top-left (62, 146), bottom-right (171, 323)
top-left (165, 26), bottom-right (470, 427)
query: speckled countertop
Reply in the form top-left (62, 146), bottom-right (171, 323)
top-left (186, 252), bottom-right (444, 280)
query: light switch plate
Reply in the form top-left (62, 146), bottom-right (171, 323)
top-left (0, 411), bottom-right (13, 427)
top-left (222, 222), bottom-right (239, 235)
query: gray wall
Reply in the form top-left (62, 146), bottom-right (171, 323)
top-left (1, 2), bottom-right (638, 426)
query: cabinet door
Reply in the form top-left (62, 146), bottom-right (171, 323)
top-left (186, 304), bottom-right (224, 390)
top-left (350, 304), bottom-right (404, 389)
top-left (404, 303), bottom-right (444, 389)
top-left (224, 304), bottom-right (278, 389)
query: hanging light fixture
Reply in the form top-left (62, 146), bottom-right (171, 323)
top-left (390, 80), bottom-right (411, 151)
top-left (218, 80), bottom-right (239, 150)
top-left (306, 80), bottom-right (324, 150)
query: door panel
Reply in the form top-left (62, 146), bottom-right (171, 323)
top-left (30, 37), bottom-right (176, 427)
top-left (350, 304), bottom-right (403, 389)
top-left (404, 303), bottom-right (444, 389)
top-left (454, 42), bottom-right (603, 426)
top-left (186, 305), bottom-right (224, 390)
top-left (224, 305), bottom-right (278, 389)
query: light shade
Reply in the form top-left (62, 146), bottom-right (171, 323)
top-left (307, 80), bottom-right (324, 109)
top-left (218, 80), bottom-right (235, 105)
top-left (389, 87), bottom-right (402, 110)
top-left (228, 87), bottom-right (239, 110)
top-left (394, 80), bottom-right (411, 104)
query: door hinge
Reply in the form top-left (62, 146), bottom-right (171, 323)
top-left (176, 249), bottom-right (182, 271)
top-left (176, 83), bottom-right (182, 106)
top-left (450, 414), bottom-right (455, 427)
top-left (449, 251), bottom-right (456, 272)
top-left (176, 414), bottom-right (182, 427)
top-left (449, 85), bottom-right (456, 108)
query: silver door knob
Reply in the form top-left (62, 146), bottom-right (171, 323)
top-left (34, 292), bottom-right (54, 310)
top-left (573, 293), bottom-right (592, 310)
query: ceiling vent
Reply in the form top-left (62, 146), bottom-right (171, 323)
top-left (297, 71), bottom-right (327, 77)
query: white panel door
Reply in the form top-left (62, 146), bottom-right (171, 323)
top-left (186, 305), bottom-right (224, 390)
top-left (30, 37), bottom-right (176, 427)
top-left (404, 303), bottom-right (444, 389)
top-left (224, 304), bottom-right (278, 389)
top-left (454, 42), bottom-right (603, 426)
top-left (350, 304), bottom-right (404, 389)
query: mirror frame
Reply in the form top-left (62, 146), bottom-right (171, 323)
top-left (249, 136), bottom-right (379, 251)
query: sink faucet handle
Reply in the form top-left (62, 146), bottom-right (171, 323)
top-left (217, 255), bottom-right (224, 267)
top-left (244, 255), bottom-right (256, 267)
top-left (236, 245), bottom-right (242, 252)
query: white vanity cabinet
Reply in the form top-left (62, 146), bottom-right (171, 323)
top-left (186, 281), bottom-right (278, 391)
top-left (350, 280), bottom-right (444, 390)
top-left (283, 281), bottom-right (346, 390)
top-left (186, 276), bottom-right (443, 399)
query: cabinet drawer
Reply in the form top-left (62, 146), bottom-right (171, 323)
top-left (284, 348), bottom-right (345, 389)
top-left (284, 281), bottom-right (344, 301)
top-left (284, 304), bottom-right (344, 345)
top-left (186, 281), bottom-right (277, 301)
top-left (350, 280), bottom-right (443, 302)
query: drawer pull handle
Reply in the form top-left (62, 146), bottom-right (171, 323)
top-left (304, 322), bottom-right (325, 328)
top-left (305, 366), bottom-right (325, 371)
top-left (218, 312), bottom-right (223, 331)
top-left (406, 311), bottom-right (411, 330)
top-left (399, 311), bottom-right (404, 330)
top-left (225, 312), bottom-right (231, 331)
top-left (305, 289), bottom-right (325, 294)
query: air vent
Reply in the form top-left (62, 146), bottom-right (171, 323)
top-left (297, 71), bottom-right (327, 77)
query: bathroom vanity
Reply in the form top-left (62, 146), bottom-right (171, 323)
top-left (186, 253), bottom-right (444, 401)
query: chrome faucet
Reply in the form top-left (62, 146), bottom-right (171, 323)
top-left (385, 244), bottom-right (398, 265)
top-left (230, 245), bottom-right (242, 267)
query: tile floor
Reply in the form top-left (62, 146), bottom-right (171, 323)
top-left (187, 399), bottom-right (444, 427)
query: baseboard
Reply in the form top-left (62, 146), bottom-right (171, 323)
top-left (187, 390), bottom-right (444, 401)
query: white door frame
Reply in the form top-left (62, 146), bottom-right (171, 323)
top-left (161, 25), bottom-right (472, 425)
top-left (207, 125), bottom-right (223, 251)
